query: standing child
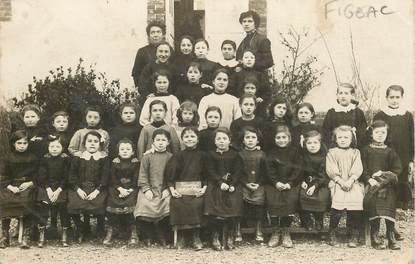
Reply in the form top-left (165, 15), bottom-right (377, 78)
top-left (0, 130), bottom-right (37, 249)
top-left (323, 83), bottom-right (367, 149)
top-left (204, 127), bottom-right (244, 251)
top-left (173, 35), bottom-right (194, 85)
top-left (374, 85), bottom-right (414, 211)
top-left (67, 131), bottom-right (110, 243)
top-left (362, 120), bottom-right (402, 250)
top-left (265, 125), bottom-right (302, 248)
top-left (193, 39), bottom-right (218, 86)
top-left (134, 129), bottom-right (172, 246)
top-left (198, 69), bottom-right (241, 129)
top-left (137, 100), bottom-right (180, 162)
top-left (109, 103), bottom-right (142, 158)
top-left (21, 104), bottom-right (47, 157)
top-left (326, 125), bottom-right (364, 248)
top-left (104, 139), bottom-right (139, 246)
top-left (198, 106), bottom-right (222, 152)
top-left (166, 127), bottom-right (207, 250)
top-left (175, 62), bottom-right (211, 105)
top-left (174, 101), bottom-right (200, 150)
top-left (35, 136), bottom-right (71, 247)
top-left (292, 103), bottom-right (321, 149)
top-left (49, 111), bottom-right (72, 152)
top-left (239, 74), bottom-right (269, 118)
top-left (68, 106), bottom-right (110, 157)
top-left (299, 130), bottom-right (330, 231)
top-left (262, 97), bottom-right (293, 153)
top-left (139, 69), bottom-right (180, 127)
top-left (218, 40), bottom-right (239, 78)
top-left (230, 94), bottom-right (264, 150)
top-left (236, 126), bottom-right (267, 242)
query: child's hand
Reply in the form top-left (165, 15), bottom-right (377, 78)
top-left (46, 187), bottom-right (54, 200)
top-left (228, 186), bottom-right (235, 193)
top-left (118, 187), bottom-right (130, 198)
top-left (170, 187), bottom-right (182, 198)
top-left (409, 162), bottom-right (414, 174)
top-left (7, 185), bottom-right (20, 194)
top-left (87, 189), bottom-right (100, 200)
top-left (306, 185), bottom-right (316, 196)
top-left (368, 178), bottom-right (379, 187)
top-left (144, 190), bottom-right (154, 200)
top-left (256, 97), bottom-right (264, 103)
top-left (195, 186), bottom-right (207, 197)
top-left (147, 93), bottom-right (155, 98)
top-left (30, 136), bottom-right (43, 142)
top-left (143, 145), bottom-right (156, 156)
top-left (77, 188), bottom-right (88, 200)
top-left (275, 182), bottom-right (285, 191)
top-left (50, 188), bottom-right (62, 203)
top-left (201, 84), bottom-right (214, 90)
top-left (284, 183), bottom-right (291, 190)
top-left (301, 182), bottom-right (308, 190)
top-left (246, 183), bottom-right (258, 191)
top-left (161, 189), bottom-right (170, 199)
top-left (18, 181), bottom-right (33, 192)
top-left (220, 183), bottom-right (230, 191)
top-left (372, 170), bottom-right (382, 178)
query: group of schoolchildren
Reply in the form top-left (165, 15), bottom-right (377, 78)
top-left (0, 20), bottom-right (413, 254)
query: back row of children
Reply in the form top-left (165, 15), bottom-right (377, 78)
top-left (0, 63), bottom-right (413, 252)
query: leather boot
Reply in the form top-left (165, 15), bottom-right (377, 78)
top-left (370, 219), bottom-right (385, 249)
top-left (267, 229), bottom-right (280, 247)
top-left (328, 229), bottom-right (338, 246)
top-left (176, 230), bottom-right (185, 249)
top-left (20, 228), bottom-right (31, 249)
top-left (38, 226), bottom-right (46, 248)
top-left (192, 229), bottom-right (203, 251)
top-left (347, 228), bottom-right (359, 248)
top-left (128, 226), bottom-right (138, 247)
top-left (0, 227), bottom-right (9, 249)
top-left (103, 226), bottom-right (113, 246)
top-left (234, 221), bottom-right (242, 242)
top-left (255, 221), bottom-right (264, 242)
top-left (212, 230), bottom-right (222, 251)
top-left (394, 227), bottom-right (404, 241)
top-left (225, 229), bottom-right (235, 250)
top-left (61, 227), bottom-right (69, 247)
top-left (281, 228), bottom-right (293, 248)
top-left (387, 224), bottom-right (400, 250)
top-left (155, 225), bottom-right (167, 247)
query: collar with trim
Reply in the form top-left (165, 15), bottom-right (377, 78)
top-left (80, 151), bottom-right (106, 161)
top-left (382, 106), bottom-right (406, 116)
top-left (333, 103), bottom-right (356, 113)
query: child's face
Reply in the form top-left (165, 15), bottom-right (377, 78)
top-left (273, 103), bottom-right (287, 119)
top-left (212, 72), bottom-right (229, 93)
top-left (372, 127), bottom-right (387, 144)
top-left (297, 107), bottom-right (313, 123)
top-left (187, 67), bottom-right (202, 84)
top-left (241, 16), bottom-right (256, 33)
top-left (120, 106), bottom-right (137, 124)
top-left (215, 132), bottom-right (230, 151)
top-left (182, 130), bottom-right (198, 149)
top-left (386, 90), bottom-right (402, 109)
top-left (242, 51), bottom-right (255, 68)
top-left (305, 136), bottom-right (321, 154)
top-left (155, 75), bottom-right (169, 93)
top-left (180, 38), bottom-right (193, 55)
top-left (14, 138), bottom-right (29, 152)
top-left (181, 109), bottom-right (194, 123)
top-left (206, 111), bottom-right (221, 128)
top-left (221, 44), bottom-right (235, 60)
top-left (48, 140), bottom-right (63, 157)
top-left (275, 132), bottom-right (290, 148)
top-left (243, 131), bottom-right (258, 150)
top-left (156, 44), bottom-right (171, 63)
top-left (194, 41), bottom-right (208, 58)
top-left (23, 110), bottom-right (40, 127)
top-left (84, 134), bottom-right (100, 153)
top-left (240, 98), bottom-right (256, 117)
top-left (86, 110), bottom-right (101, 127)
top-left (151, 104), bottom-right (166, 122)
top-left (336, 87), bottom-right (353, 106)
top-left (336, 130), bottom-right (352, 148)
top-left (52, 115), bottom-right (69, 132)
top-left (243, 83), bottom-right (257, 96)
top-left (153, 134), bottom-right (169, 152)
top-left (118, 143), bottom-right (134, 159)
top-left (148, 26), bottom-right (164, 44)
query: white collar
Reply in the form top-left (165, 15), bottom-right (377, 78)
top-left (382, 106), bottom-right (406, 116)
top-left (333, 103), bottom-right (356, 113)
top-left (80, 151), bottom-right (106, 161)
top-left (218, 58), bottom-right (239, 68)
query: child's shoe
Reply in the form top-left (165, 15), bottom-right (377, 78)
top-left (192, 230), bottom-right (203, 251)
top-left (267, 229), bottom-right (280, 247)
top-left (347, 229), bottom-right (359, 248)
top-left (281, 228), bottom-right (293, 248)
top-left (212, 231), bottom-right (222, 251)
top-left (328, 229), bottom-right (338, 246)
top-left (128, 227), bottom-right (139, 247)
top-left (61, 227), bottom-right (69, 247)
top-left (387, 228), bottom-right (400, 250)
top-left (20, 228), bottom-right (31, 249)
top-left (103, 226), bottom-right (113, 246)
top-left (38, 226), bottom-right (46, 248)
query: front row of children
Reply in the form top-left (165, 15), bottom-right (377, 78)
top-left (0, 116), bottom-right (403, 251)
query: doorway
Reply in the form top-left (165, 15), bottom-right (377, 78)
top-left (173, 0), bottom-right (205, 48)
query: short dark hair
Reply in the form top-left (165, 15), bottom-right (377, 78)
top-left (242, 73), bottom-right (259, 88)
top-left (296, 102), bottom-right (315, 118)
top-left (211, 68), bottom-right (229, 82)
top-left (22, 104), bottom-right (41, 118)
top-left (82, 130), bottom-right (103, 147)
top-left (146, 21), bottom-right (166, 36)
top-left (221, 40), bottom-right (236, 50)
top-left (386, 85), bottom-right (404, 97)
top-left (10, 130), bottom-right (28, 146)
top-left (239, 94), bottom-right (257, 106)
top-left (117, 138), bottom-right (134, 150)
top-left (149, 99), bottom-right (167, 113)
top-left (214, 127), bottom-right (232, 139)
top-left (239, 10), bottom-right (261, 28)
top-left (337, 83), bottom-right (356, 94)
top-left (268, 96), bottom-right (292, 122)
top-left (239, 125), bottom-right (263, 145)
top-left (180, 126), bottom-right (199, 140)
top-left (194, 38), bottom-right (210, 49)
top-left (205, 106), bottom-right (222, 119)
top-left (152, 128), bottom-right (171, 141)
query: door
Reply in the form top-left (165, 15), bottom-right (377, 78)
top-left (165, 0), bottom-right (175, 47)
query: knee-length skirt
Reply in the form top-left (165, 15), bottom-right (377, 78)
top-left (204, 184), bottom-right (243, 218)
top-left (67, 184), bottom-right (107, 215)
top-left (106, 187), bottom-right (138, 214)
top-left (300, 186), bottom-right (330, 212)
top-left (134, 189), bottom-right (170, 222)
top-left (265, 185), bottom-right (299, 217)
top-left (0, 187), bottom-right (34, 218)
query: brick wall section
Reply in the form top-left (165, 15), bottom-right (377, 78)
top-left (0, 0), bottom-right (12, 21)
top-left (249, 0), bottom-right (266, 35)
top-left (147, 0), bottom-right (166, 23)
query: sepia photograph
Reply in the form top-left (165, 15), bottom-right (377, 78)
top-left (0, 0), bottom-right (414, 263)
